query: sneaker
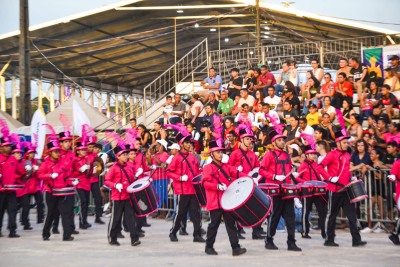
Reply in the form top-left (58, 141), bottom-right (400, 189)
top-left (232, 247), bottom-right (247, 256)
top-left (287, 241), bottom-right (302, 252)
top-left (193, 236), bottom-right (206, 243)
top-left (388, 234), bottom-right (400, 245)
top-left (179, 229), bottom-right (189, 236)
top-left (62, 236), bottom-right (74, 241)
top-left (169, 233), bottom-right (178, 242)
top-left (324, 240), bottom-right (339, 247)
top-left (265, 239), bottom-right (278, 250)
top-left (131, 240), bottom-right (141, 246)
top-left (360, 227), bottom-right (372, 233)
top-left (372, 228), bottom-right (385, 234)
top-left (109, 240), bottom-right (120, 246)
top-left (352, 241), bottom-right (367, 247)
top-left (205, 247), bottom-right (218, 255)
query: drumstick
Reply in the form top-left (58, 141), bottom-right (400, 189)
top-left (285, 169), bottom-right (306, 179)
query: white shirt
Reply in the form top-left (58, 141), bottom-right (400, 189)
top-left (191, 100), bottom-right (205, 117)
top-left (295, 125), bottom-right (315, 138)
top-left (234, 112), bottom-right (254, 123)
top-left (254, 110), bottom-right (280, 128)
top-left (264, 96), bottom-right (281, 110)
top-left (238, 95), bottom-right (255, 108)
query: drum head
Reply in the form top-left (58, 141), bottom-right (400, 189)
top-left (221, 177), bottom-right (254, 211)
top-left (192, 174), bottom-right (202, 184)
top-left (127, 179), bottom-right (150, 193)
top-left (306, 181), bottom-right (327, 187)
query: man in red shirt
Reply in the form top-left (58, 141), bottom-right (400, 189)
top-left (258, 65), bottom-right (276, 97)
top-left (332, 72), bottom-right (353, 108)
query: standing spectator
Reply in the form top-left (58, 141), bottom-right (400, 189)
top-left (258, 65), bottom-right (276, 96)
top-left (375, 84), bottom-right (398, 121)
top-left (263, 86), bottom-right (281, 110)
top-left (187, 94), bottom-right (205, 130)
top-left (170, 94), bottom-right (186, 124)
top-left (237, 89), bottom-right (255, 112)
top-left (319, 96), bottom-right (336, 123)
top-left (332, 72), bottom-right (353, 109)
top-left (383, 68), bottom-right (400, 91)
top-left (388, 55), bottom-right (400, 79)
top-left (359, 81), bottom-right (379, 125)
top-left (227, 68), bottom-right (243, 100)
top-left (217, 90), bottom-right (234, 117)
top-left (336, 58), bottom-right (351, 78)
top-left (253, 90), bottom-right (265, 113)
top-left (311, 59), bottom-right (324, 83)
top-left (200, 67), bottom-right (222, 98)
top-left (349, 57), bottom-right (369, 97)
top-left (275, 61), bottom-right (292, 96)
top-left (208, 92), bottom-right (219, 110)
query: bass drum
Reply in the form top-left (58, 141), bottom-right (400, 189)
top-left (127, 179), bottom-right (159, 217)
top-left (221, 177), bottom-right (272, 228)
top-left (191, 174), bottom-right (207, 207)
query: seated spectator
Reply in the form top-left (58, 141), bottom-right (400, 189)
top-left (152, 121), bottom-right (167, 144)
top-left (208, 92), bottom-right (219, 110)
top-left (230, 95), bottom-right (241, 116)
top-left (237, 88), bottom-right (255, 112)
top-left (235, 103), bottom-right (254, 123)
top-left (342, 99), bottom-right (356, 126)
top-left (319, 73), bottom-right (335, 100)
top-left (217, 90), bottom-right (234, 117)
top-left (303, 76), bottom-right (321, 114)
top-left (250, 68), bottom-right (261, 95)
top-left (255, 102), bottom-right (280, 129)
top-left (382, 141), bottom-right (400, 167)
top-left (282, 87), bottom-right (300, 113)
top-left (388, 55), bottom-right (400, 79)
top-left (300, 71), bottom-right (313, 103)
top-left (359, 80), bottom-right (380, 124)
top-left (349, 57), bottom-right (369, 97)
top-left (289, 60), bottom-right (299, 87)
top-left (319, 96), bottom-right (336, 123)
top-left (319, 113), bottom-right (336, 141)
top-left (311, 59), bottom-right (324, 84)
top-left (369, 116), bottom-right (390, 157)
top-left (201, 103), bottom-right (219, 132)
top-left (258, 65), bottom-right (276, 97)
top-left (283, 101), bottom-right (299, 125)
top-left (314, 126), bottom-right (329, 142)
top-left (347, 113), bottom-right (363, 146)
top-left (253, 90), bottom-right (265, 113)
top-left (284, 116), bottom-right (300, 146)
top-left (226, 68), bottom-right (243, 100)
top-left (316, 140), bottom-right (330, 163)
top-left (187, 94), bottom-right (205, 130)
top-left (225, 130), bottom-right (240, 155)
top-left (292, 117), bottom-right (315, 148)
top-left (129, 117), bottom-right (138, 130)
top-left (383, 68), bottom-right (400, 91)
top-left (384, 122), bottom-right (400, 143)
top-left (138, 124), bottom-right (152, 147)
top-left (306, 104), bottom-right (320, 127)
top-left (199, 67), bottom-right (222, 97)
top-left (186, 122), bottom-right (200, 141)
top-left (223, 117), bottom-right (235, 140)
top-left (375, 84), bottom-right (398, 121)
top-left (332, 72), bottom-right (353, 109)
top-left (263, 86), bottom-right (281, 110)
top-left (162, 96), bottom-right (173, 123)
top-left (169, 94), bottom-right (186, 124)
top-left (244, 68), bottom-right (256, 94)
top-left (275, 61), bottom-right (292, 97)
top-left (336, 57), bottom-right (351, 79)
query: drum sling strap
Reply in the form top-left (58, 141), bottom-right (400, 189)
top-left (305, 161), bottom-right (320, 181)
top-left (179, 152), bottom-right (195, 177)
top-left (239, 148), bottom-right (253, 169)
top-left (211, 162), bottom-right (232, 182)
top-left (118, 165), bottom-right (132, 184)
top-left (271, 150), bottom-right (295, 183)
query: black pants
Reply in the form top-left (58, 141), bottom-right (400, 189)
top-left (325, 191), bottom-right (361, 243)
top-left (43, 192), bottom-right (74, 239)
top-left (20, 191), bottom-right (45, 226)
top-left (266, 196), bottom-right (296, 241)
top-left (228, 89), bottom-right (240, 100)
top-left (0, 191), bottom-right (18, 234)
top-left (77, 189), bottom-right (90, 225)
top-left (302, 196), bottom-right (327, 236)
top-left (107, 199), bottom-right (139, 242)
top-left (91, 181), bottom-right (103, 219)
top-left (206, 209), bottom-right (240, 249)
top-left (170, 194), bottom-right (201, 237)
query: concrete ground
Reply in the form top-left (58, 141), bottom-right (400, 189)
top-left (0, 216), bottom-right (398, 267)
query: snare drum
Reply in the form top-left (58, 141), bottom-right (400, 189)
top-left (297, 183), bottom-right (314, 198)
top-left (345, 180), bottom-right (368, 203)
top-left (258, 183), bottom-right (281, 196)
top-left (53, 187), bottom-right (76, 196)
top-left (2, 184), bottom-right (24, 190)
top-left (281, 184), bottom-right (300, 200)
top-left (191, 174), bottom-right (207, 207)
top-left (306, 181), bottom-right (328, 196)
top-left (221, 177), bottom-right (272, 228)
top-left (127, 179), bottom-right (159, 217)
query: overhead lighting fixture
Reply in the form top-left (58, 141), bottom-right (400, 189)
top-left (264, 26), bottom-right (270, 30)
top-left (250, 51), bottom-right (254, 55)
top-left (210, 28), bottom-right (216, 32)
top-left (225, 38), bottom-right (229, 42)
top-left (263, 35), bottom-right (270, 38)
top-left (239, 42), bottom-right (243, 46)
top-left (177, 9), bottom-right (184, 13)
top-left (194, 23), bottom-right (199, 28)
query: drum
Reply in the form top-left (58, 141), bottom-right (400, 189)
top-left (221, 177), bottom-right (272, 228)
top-left (2, 184), bottom-right (24, 190)
top-left (191, 174), bottom-right (207, 207)
top-left (297, 183), bottom-right (314, 198)
top-left (306, 181), bottom-right (328, 196)
top-left (127, 179), bottom-right (159, 217)
top-left (281, 184), bottom-right (300, 200)
top-left (258, 183), bottom-right (281, 196)
top-left (345, 180), bottom-right (368, 203)
top-left (53, 187), bottom-right (76, 196)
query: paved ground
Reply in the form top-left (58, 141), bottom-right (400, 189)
top-left (0, 216), bottom-right (398, 267)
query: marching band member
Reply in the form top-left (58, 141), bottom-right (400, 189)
top-left (203, 139), bottom-right (247, 256)
top-left (0, 122), bottom-right (27, 238)
top-left (38, 139), bottom-right (77, 241)
top-left (387, 156), bottom-right (400, 245)
top-left (316, 131), bottom-right (367, 247)
top-left (166, 126), bottom-right (205, 243)
top-left (104, 144), bottom-right (141, 246)
top-left (259, 129), bottom-right (302, 251)
top-left (295, 137), bottom-right (327, 239)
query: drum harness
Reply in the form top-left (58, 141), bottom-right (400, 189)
top-left (179, 152), bottom-right (196, 194)
top-left (271, 150), bottom-right (296, 184)
top-left (118, 163), bottom-right (132, 200)
top-left (304, 160), bottom-right (320, 181)
top-left (239, 148), bottom-right (254, 170)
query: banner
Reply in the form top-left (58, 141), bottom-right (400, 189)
top-left (362, 45), bottom-right (400, 78)
top-left (30, 109), bottom-right (46, 159)
top-left (73, 99), bottom-right (91, 136)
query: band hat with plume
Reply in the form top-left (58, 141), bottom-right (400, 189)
top-left (59, 114), bottom-right (72, 141)
top-left (164, 123), bottom-right (191, 145)
top-left (0, 119), bottom-right (12, 146)
top-left (105, 132), bottom-right (127, 157)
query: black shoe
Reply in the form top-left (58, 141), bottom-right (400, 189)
top-left (9, 233), bottom-right (20, 238)
top-left (138, 228), bottom-right (145, 233)
top-left (324, 240), bottom-right (339, 247)
top-left (205, 247), bottom-right (218, 255)
top-left (200, 228), bottom-right (207, 236)
top-left (138, 232), bottom-right (145, 238)
top-left (302, 234), bottom-right (311, 239)
top-left (109, 239), bottom-right (120, 246)
top-left (352, 241), bottom-right (367, 247)
top-left (389, 234), bottom-right (400, 245)
top-left (287, 241), bottom-right (302, 251)
top-left (52, 229), bottom-right (60, 234)
top-left (179, 229), bottom-right (189, 236)
top-left (252, 233), bottom-right (264, 240)
top-left (265, 239), bottom-right (278, 250)
top-left (239, 229), bottom-right (246, 234)
top-left (169, 233), bottom-right (178, 242)
top-left (117, 232), bottom-right (125, 239)
top-left (43, 236), bottom-right (50, 241)
top-left (131, 240), bottom-right (141, 246)
top-left (72, 230), bottom-right (80, 235)
top-left (232, 247), bottom-right (247, 256)
top-left (95, 218), bottom-right (105, 224)
top-left (193, 236), bottom-right (206, 243)
top-left (63, 236), bottom-right (74, 241)
top-left (24, 225), bottom-right (33, 230)
top-left (80, 223), bottom-right (92, 229)
top-left (37, 219), bottom-right (44, 224)
top-left (260, 230), bottom-right (267, 235)
top-left (142, 222), bottom-right (151, 227)
top-left (238, 233), bottom-right (245, 239)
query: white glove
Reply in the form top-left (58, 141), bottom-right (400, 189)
top-left (33, 165), bottom-right (39, 171)
top-left (72, 179), bottom-right (79, 186)
top-left (25, 165), bottom-right (32, 171)
top-left (274, 175), bottom-right (286, 181)
top-left (253, 178), bottom-right (259, 185)
top-left (150, 165), bottom-right (157, 170)
top-left (387, 175), bottom-right (396, 182)
top-left (291, 172), bottom-right (299, 178)
top-left (79, 164), bottom-right (89, 173)
top-left (217, 183), bottom-right (227, 191)
top-left (236, 165), bottom-right (243, 172)
top-left (180, 175), bottom-right (188, 182)
top-left (115, 183), bottom-right (123, 192)
top-left (51, 173), bottom-right (58, 179)
top-left (330, 176), bottom-right (339, 183)
top-left (135, 167), bottom-right (143, 177)
top-left (351, 176), bottom-right (357, 182)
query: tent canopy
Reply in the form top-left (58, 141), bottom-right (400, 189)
top-left (0, 110), bottom-right (25, 131)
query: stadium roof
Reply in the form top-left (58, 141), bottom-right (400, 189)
top-left (0, 0), bottom-right (398, 95)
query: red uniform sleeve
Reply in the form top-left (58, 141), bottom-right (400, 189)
top-left (104, 165), bottom-right (116, 189)
top-left (203, 165), bottom-right (218, 191)
top-left (37, 161), bottom-right (51, 181)
top-left (316, 154), bottom-right (332, 181)
top-left (259, 152), bottom-right (275, 182)
top-left (167, 155), bottom-right (181, 181)
top-left (295, 162), bottom-right (307, 183)
top-left (227, 150), bottom-right (240, 167)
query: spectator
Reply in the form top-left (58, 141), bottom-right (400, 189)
top-left (375, 84), bottom-right (398, 121)
top-left (244, 68), bottom-right (256, 94)
top-left (258, 65), bottom-right (276, 96)
top-left (347, 113), bottom-right (363, 145)
top-left (227, 68), bottom-right (243, 100)
top-left (217, 90), bottom-right (234, 117)
top-left (201, 103), bottom-right (219, 132)
top-left (359, 80), bottom-right (379, 124)
top-left (138, 124), bottom-right (152, 147)
top-left (350, 139), bottom-right (372, 173)
top-left (223, 117), bottom-right (235, 140)
top-left (237, 88), bottom-right (255, 112)
top-left (332, 72), bottom-right (353, 109)
top-left (383, 68), bottom-right (400, 91)
top-left (349, 57), bottom-right (369, 97)
top-left (369, 149), bottom-right (388, 225)
top-left (275, 61), bottom-right (292, 96)
top-left (162, 96), bottom-right (174, 123)
top-left (311, 59), bottom-right (324, 83)
top-left (253, 90), bottom-right (265, 113)
top-left (170, 94), bottom-right (186, 124)
top-left (319, 113), bottom-right (336, 141)
top-left (282, 87), bottom-right (300, 112)
top-left (250, 68), bottom-right (261, 95)
top-left (319, 96), bottom-right (336, 123)
top-left (263, 86), bottom-right (281, 110)
top-left (306, 104), bottom-right (320, 127)
top-left (230, 95), bottom-right (241, 116)
top-left (284, 116), bottom-right (300, 146)
top-left (300, 71), bottom-right (314, 103)
top-left (289, 60), bottom-right (299, 87)
top-left (187, 94), bottom-right (205, 130)
top-left (319, 73), bottom-right (335, 100)
top-left (283, 101), bottom-right (299, 125)
top-left (129, 117), bottom-right (137, 130)
top-left (316, 140), bottom-right (330, 163)
top-left (186, 122), bottom-right (200, 141)
top-left (152, 121), bottom-right (167, 144)
top-left (235, 103), bottom-right (254, 123)
top-left (384, 122), bottom-right (400, 143)
top-left (293, 117), bottom-right (315, 147)
top-left (383, 141), bottom-right (400, 168)
top-left (303, 76), bottom-right (321, 115)
top-left (370, 116), bottom-right (389, 157)
top-left (225, 130), bottom-right (240, 155)
top-left (208, 92), bottom-right (219, 110)
top-left (388, 55), bottom-right (400, 79)
top-left (255, 102), bottom-right (280, 129)
top-left (200, 67), bottom-right (222, 95)
top-left (314, 126), bottom-right (329, 142)
top-left (342, 99), bottom-right (356, 126)
top-left (336, 57), bottom-right (352, 78)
